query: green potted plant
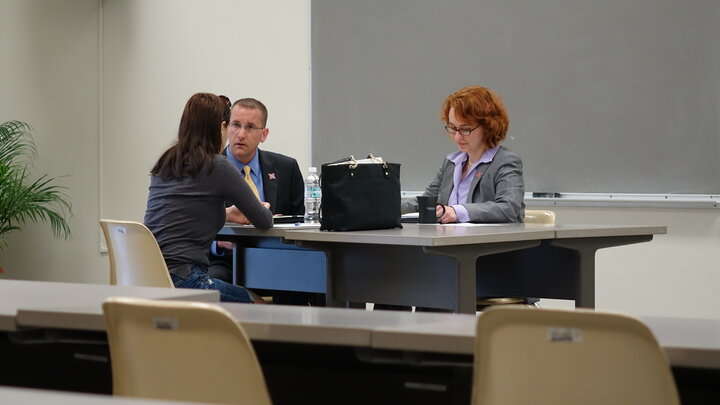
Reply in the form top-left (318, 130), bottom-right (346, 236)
top-left (0, 120), bottom-right (72, 251)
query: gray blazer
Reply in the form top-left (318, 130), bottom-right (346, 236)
top-left (402, 146), bottom-right (525, 223)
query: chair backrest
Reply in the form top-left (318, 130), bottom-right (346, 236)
top-left (523, 209), bottom-right (556, 224)
top-left (103, 297), bottom-right (272, 405)
top-left (472, 306), bottom-right (680, 405)
top-left (99, 219), bottom-right (174, 288)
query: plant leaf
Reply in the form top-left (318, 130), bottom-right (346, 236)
top-left (0, 121), bottom-right (72, 249)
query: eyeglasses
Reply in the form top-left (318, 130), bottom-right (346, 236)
top-left (444, 124), bottom-right (481, 136)
top-left (230, 122), bottom-right (265, 132)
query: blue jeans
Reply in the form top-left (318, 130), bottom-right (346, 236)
top-left (171, 265), bottom-right (253, 303)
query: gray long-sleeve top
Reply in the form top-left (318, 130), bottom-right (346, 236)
top-left (144, 155), bottom-right (273, 278)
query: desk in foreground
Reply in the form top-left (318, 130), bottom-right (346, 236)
top-left (12, 303), bottom-right (718, 405)
top-left (0, 386), bottom-right (208, 405)
top-left (0, 279), bottom-right (219, 395)
top-left (16, 303), bottom-right (718, 370)
top-left (0, 279), bottom-right (219, 332)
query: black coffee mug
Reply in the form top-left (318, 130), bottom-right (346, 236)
top-left (417, 196), bottom-right (446, 224)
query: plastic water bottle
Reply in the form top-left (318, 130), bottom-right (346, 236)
top-left (304, 167), bottom-right (321, 223)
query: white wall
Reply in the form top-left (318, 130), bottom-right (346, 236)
top-left (537, 205), bottom-right (720, 319)
top-left (101, 0), bottom-right (312, 223)
top-left (0, 0), bottom-right (311, 283)
top-left (1, 1), bottom-right (717, 320)
top-left (0, 0), bottom-right (105, 282)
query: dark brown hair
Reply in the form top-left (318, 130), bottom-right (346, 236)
top-left (441, 85), bottom-right (509, 148)
top-left (151, 93), bottom-right (230, 180)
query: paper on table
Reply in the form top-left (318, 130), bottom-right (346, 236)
top-left (441, 222), bottom-right (510, 227)
top-left (401, 212), bottom-right (506, 226)
top-left (273, 223), bottom-right (322, 229)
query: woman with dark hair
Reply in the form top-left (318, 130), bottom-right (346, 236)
top-left (403, 85), bottom-right (525, 223)
top-left (144, 92), bottom-right (273, 303)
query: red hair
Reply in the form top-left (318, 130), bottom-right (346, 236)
top-left (441, 85), bottom-right (509, 148)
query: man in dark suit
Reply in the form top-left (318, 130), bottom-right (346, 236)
top-left (210, 98), bottom-right (320, 305)
top-left (221, 98), bottom-right (304, 215)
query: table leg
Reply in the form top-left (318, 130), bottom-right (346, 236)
top-left (297, 239), bottom-right (543, 313)
top-left (424, 240), bottom-right (542, 314)
top-left (549, 235), bottom-right (654, 308)
top-left (232, 245), bottom-right (238, 285)
top-left (322, 249), bottom-right (346, 308)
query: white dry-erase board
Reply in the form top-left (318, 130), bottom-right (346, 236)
top-left (311, 0), bottom-right (720, 195)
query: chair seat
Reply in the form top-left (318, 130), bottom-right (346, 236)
top-left (476, 297), bottom-right (526, 311)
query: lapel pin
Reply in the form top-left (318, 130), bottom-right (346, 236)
top-left (268, 173), bottom-right (276, 180)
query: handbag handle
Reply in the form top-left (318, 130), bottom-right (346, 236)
top-left (365, 154), bottom-right (388, 169)
top-left (347, 154), bottom-right (390, 179)
top-left (327, 154), bottom-right (387, 170)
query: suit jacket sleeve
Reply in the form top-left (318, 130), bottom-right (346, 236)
top-left (400, 157), bottom-right (447, 214)
top-left (258, 149), bottom-right (305, 215)
top-left (288, 159), bottom-right (305, 215)
top-left (462, 148), bottom-right (525, 223)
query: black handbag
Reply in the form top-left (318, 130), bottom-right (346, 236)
top-left (319, 155), bottom-right (402, 231)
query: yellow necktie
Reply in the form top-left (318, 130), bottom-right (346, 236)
top-left (243, 165), bottom-right (260, 200)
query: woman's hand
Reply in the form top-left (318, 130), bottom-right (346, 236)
top-left (226, 205), bottom-right (250, 224)
top-left (437, 205), bottom-right (457, 224)
top-left (226, 203), bottom-right (271, 225)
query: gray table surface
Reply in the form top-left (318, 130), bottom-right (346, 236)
top-left (0, 386), bottom-right (210, 405)
top-left (0, 279), bottom-right (219, 331)
top-left (221, 222), bottom-right (666, 244)
top-left (15, 302), bottom-right (719, 369)
top-left (218, 223), bottom-right (666, 312)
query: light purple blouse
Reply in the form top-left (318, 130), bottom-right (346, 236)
top-left (446, 146), bottom-right (500, 223)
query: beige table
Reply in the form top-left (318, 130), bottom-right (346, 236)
top-left (14, 303), bottom-right (717, 405)
top-left (0, 279), bottom-right (219, 397)
top-left (368, 310), bottom-right (720, 369)
top-left (16, 302), bottom-right (718, 370)
top-left (0, 386), bottom-right (208, 405)
top-left (0, 279), bottom-right (219, 331)
top-left (638, 315), bottom-right (720, 370)
top-left (219, 223), bottom-right (666, 313)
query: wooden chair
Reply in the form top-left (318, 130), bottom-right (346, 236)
top-left (99, 219), bottom-right (173, 288)
top-left (476, 210), bottom-right (556, 310)
top-left (102, 297), bottom-right (272, 405)
top-left (472, 306), bottom-right (680, 405)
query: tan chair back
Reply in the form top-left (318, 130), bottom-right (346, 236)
top-left (103, 297), bottom-right (272, 405)
top-left (472, 306), bottom-right (680, 405)
top-left (99, 219), bottom-right (173, 288)
top-left (523, 209), bottom-right (556, 224)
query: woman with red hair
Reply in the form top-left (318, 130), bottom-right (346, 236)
top-left (403, 85), bottom-right (525, 223)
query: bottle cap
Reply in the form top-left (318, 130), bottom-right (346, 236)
top-left (308, 167), bottom-right (317, 173)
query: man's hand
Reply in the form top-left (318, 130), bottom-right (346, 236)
top-left (217, 241), bottom-right (234, 250)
